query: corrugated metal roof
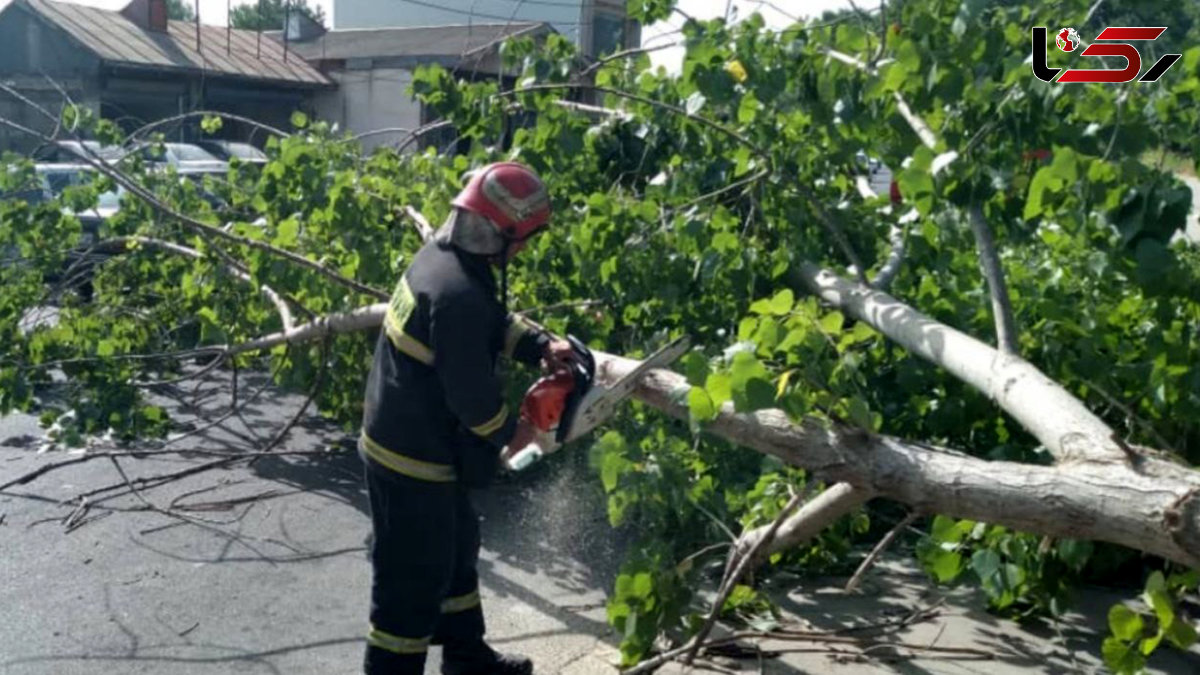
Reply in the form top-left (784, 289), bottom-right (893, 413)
top-left (281, 22), bottom-right (551, 62)
top-left (19, 0), bottom-right (331, 87)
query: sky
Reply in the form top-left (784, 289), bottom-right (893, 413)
top-left (61, 0), bottom-right (855, 72)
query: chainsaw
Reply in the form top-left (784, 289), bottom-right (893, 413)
top-left (504, 334), bottom-right (691, 472)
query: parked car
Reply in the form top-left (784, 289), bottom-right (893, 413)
top-left (1, 164), bottom-right (124, 300)
top-left (33, 140), bottom-right (123, 164)
top-left (125, 142), bottom-right (228, 173)
top-left (194, 140), bottom-right (269, 164)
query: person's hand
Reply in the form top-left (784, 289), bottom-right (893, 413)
top-left (541, 336), bottom-right (580, 372)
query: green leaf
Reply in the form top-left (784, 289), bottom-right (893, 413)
top-left (737, 91), bottom-right (761, 124)
top-left (1164, 616), bottom-right (1197, 649)
top-left (1145, 588), bottom-right (1174, 630)
top-left (1024, 169), bottom-right (1055, 220)
top-left (200, 115), bottom-right (223, 135)
top-left (971, 548), bottom-right (1002, 584)
top-left (682, 352), bottom-right (709, 386)
top-left (897, 166), bottom-right (934, 215)
top-left (931, 515), bottom-right (972, 544)
top-left (1142, 630), bottom-right (1163, 656)
top-left (290, 110), bottom-right (308, 128)
top-left (1055, 539), bottom-right (1093, 572)
top-left (929, 550), bottom-right (963, 583)
top-left (276, 218), bottom-right (300, 247)
top-left (706, 372), bottom-right (733, 408)
top-left (750, 288), bottom-right (793, 316)
top-left (1103, 636), bottom-right (1145, 674)
top-left (846, 396), bottom-right (872, 429)
top-left (688, 386), bottom-right (717, 422)
top-left (729, 351), bottom-right (769, 387)
top-left (96, 339), bottom-right (115, 357)
top-left (601, 452), bottom-right (625, 492)
top-left (1108, 604), bottom-right (1144, 642)
top-left (744, 377), bottom-right (776, 410)
top-left (631, 572), bottom-right (653, 599)
top-left (819, 311), bottom-right (844, 334)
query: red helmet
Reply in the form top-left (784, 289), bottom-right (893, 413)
top-left (452, 162), bottom-right (551, 241)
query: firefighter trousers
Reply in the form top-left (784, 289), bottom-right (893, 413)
top-left (362, 457), bottom-right (487, 675)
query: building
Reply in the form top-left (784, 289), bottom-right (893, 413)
top-left (276, 16), bottom-right (555, 152)
top-left (0, 0), bottom-right (332, 152)
top-left (330, 0), bottom-right (638, 59)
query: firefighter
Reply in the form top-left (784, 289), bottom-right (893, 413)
top-left (358, 162), bottom-right (576, 675)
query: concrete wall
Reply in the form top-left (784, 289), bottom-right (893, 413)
top-left (314, 67), bottom-right (423, 152)
top-left (0, 4), bottom-right (98, 78)
top-left (332, 0), bottom-right (587, 48)
top-left (0, 4), bottom-right (101, 152)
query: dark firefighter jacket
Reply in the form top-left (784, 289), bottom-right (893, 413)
top-left (360, 234), bottom-right (549, 487)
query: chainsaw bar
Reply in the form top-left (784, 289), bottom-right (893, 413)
top-left (561, 335), bottom-right (691, 443)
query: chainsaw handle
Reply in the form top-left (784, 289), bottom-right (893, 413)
top-left (566, 334), bottom-right (595, 381)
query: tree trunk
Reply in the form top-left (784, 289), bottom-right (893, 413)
top-left (223, 303), bottom-right (1200, 568)
top-left (594, 352), bottom-right (1200, 569)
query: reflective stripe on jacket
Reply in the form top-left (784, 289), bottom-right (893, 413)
top-left (361, 235), bottom-right (548, 476)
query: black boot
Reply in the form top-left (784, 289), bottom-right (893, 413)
top-left (441, 641), bottom-right (532, 675)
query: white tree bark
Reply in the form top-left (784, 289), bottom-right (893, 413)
top-left (791, 260), bottom-right (1128, 465)
top-left (593, 352), bottom-right (1200, 569)
top-left (736, 483), bottom-right (872, 561)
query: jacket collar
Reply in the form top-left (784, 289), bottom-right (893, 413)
top-left (438, 238), bottom-right (498, 296)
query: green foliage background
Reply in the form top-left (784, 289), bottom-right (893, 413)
top-left (3, 0), bottom-right (1200, 670)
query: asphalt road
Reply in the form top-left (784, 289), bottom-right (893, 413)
top-left (0, 372), bottom-right (626, 675)
top-left (4, 350), bottom-right (1200, 674)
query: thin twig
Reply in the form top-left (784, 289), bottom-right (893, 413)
top-left (514, 299), bottom-right (605, 315)
top-left (126, 110), bottom-right (288, 144)
top-left (691, 500), bottom-right (739, 542)
top-left (132, 351), bottom-right (228, 388)
top-left (683, 492), bottom-right (805, 665)
top-left (786, 184), bottom-right (870, 282)
top-left (844, 511), bottom-right (919, 593)
top-left (622, 618), bottom-right (991, 674)
top-left (1080, 377), bottom-right (1178, 454)
top-left (403, 206), bottom-right (435, 242)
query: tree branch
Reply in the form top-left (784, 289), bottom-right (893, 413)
top-left (966, 206), bottom-right (1019, 354)
top-left (403, 206), bottom-right (435, 242)
top-left (853, 174), bottom-right (908, 290)
top-left (789, 260), bottom-right (1124, 464)
top-left (596, 352), bottom-right (1200, 568)
top-left (125, 110), bottom-right (288, 144)
top-left (734, 482), bottom-right (872, 563)
top-left (684, 490), bottom-right (804, 665)
top-left (844, 510), bottom-right (919, 593)
top-left (91, 236), bottom-right (295, 333)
